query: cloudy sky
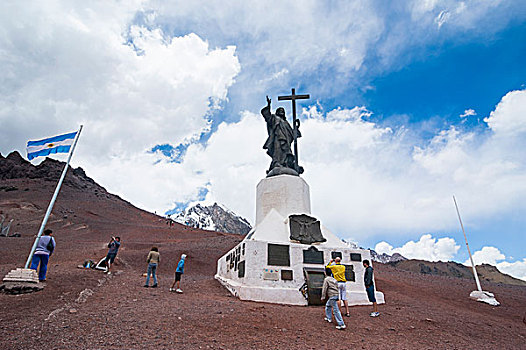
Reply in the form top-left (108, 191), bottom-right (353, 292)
top-left (1, 1), bottom-right (525, 280)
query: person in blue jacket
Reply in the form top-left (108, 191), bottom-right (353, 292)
top-left (30, 229), bottom-right (56, 281)
top-left (170, 254), bottom-right (187, 293)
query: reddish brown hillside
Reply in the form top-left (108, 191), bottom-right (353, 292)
top-left (1, 152), bottom-right (525, 349)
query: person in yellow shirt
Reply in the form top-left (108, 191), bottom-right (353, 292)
top-left (326, 257), bottom-right (350, 317)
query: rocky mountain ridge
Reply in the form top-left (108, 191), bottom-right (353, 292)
top-left (389, 259), bottom-right (526, 287)
top-left (370, 249), bottom-right (407, 264)
top-left (1, 151), bottom-right (110, 196)
top-left (174, 202), bottom-right (252, 235)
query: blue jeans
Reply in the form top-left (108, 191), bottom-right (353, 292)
top-left (146, 263), bottom-right (158, 285)
top-left (30, 254), bottom-right (49, 281)
top-left (366, 284), bottom-right (377, 302)
top-left (325, 295), bottom-right (345, 326)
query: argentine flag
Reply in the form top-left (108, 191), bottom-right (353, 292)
top-left (26, 131), bottom-right (78, 160)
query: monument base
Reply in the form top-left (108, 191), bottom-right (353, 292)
top-left (266, 166), bottom-right (299, 177)
top-left (216, 274), bottom-right (385, 306)
top-left (216, 174), bottom-right (385, 307)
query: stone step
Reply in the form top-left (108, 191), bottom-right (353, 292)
top-left (3, 268), bottom-right (39, 283)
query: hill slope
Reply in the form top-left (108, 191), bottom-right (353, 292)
top-left (1, 151), bottom-right (525, 349)
top-left (389, 259), bottom-right (526, 287)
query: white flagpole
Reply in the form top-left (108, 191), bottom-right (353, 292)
top-left (453, 195), bottom-right (482, 292)
top-left (24, 125), bottom-right (83, 268)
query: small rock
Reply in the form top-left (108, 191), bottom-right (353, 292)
top-left (69, 308), bottom-right (77, 314)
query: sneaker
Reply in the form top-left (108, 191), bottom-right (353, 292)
top-left (176, 289), bottom-right (183, 293)
top-left (169, 288), bottom-right (174, 292)
top-left (152, 284), bottom-right (158, 288)
top-left (336, 325), bottom-right (346, 330)
top-left (143, 285), bottom-right (149, 288)
top-left (324, 317), bottom-right (332, 323)
top-left (370, 312), bottom-right (380, 317)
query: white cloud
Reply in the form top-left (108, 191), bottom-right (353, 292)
top-left (465, 246), bottom-right (526, 281)
top-left (465, 246), bottom-right (505, 266)
top-left (435, 10), bottom-right (451, 28)
top-left (375, 234), bottom-right (460, 261)
top-left (0, 1), bottom-right (240, 213)
top-left (101, 88), bottom-right (526, 240)
top-left (374, 241), bottom-right (395, 255)
top-left (460, 109), bottom-right (476, 118)
top-left (484, 89), bottom-right (526, 137)
top-left (496, 259), bottom-right (526, 282)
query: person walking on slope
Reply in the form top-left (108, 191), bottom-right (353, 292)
top-left (30, 229), bottom-right (56, 282)
top-left (322, 267), bottom-right (346, 330)
top-left (144, 247), bottom-right (160, 288)
top-left (363, 259), bottom-right (380, 317)
top-left (170, 254), bottom-right (187, 293)
top-left (326, 257), bottom-right (351, 317)
top-left (105, 236), bottom-right (121, 274)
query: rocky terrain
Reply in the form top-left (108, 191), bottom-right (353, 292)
top-left (174, 202), bottom-right (252, 235)
top-left (1, 152), bottom-right (525, 349)
top-left (370, 250), bottom-right (407, 264)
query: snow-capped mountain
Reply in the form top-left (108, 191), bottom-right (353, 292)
top-left (173, 202), bottom-right (252, 235)
top-left (370, 249), bottom-right (407, 264)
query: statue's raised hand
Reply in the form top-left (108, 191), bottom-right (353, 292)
top-left (266, 95), bottom-right (271, 107)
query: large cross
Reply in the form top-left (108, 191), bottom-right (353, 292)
top-left (278, 88), bottom-right (310, 172)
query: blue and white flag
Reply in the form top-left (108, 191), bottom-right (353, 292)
top-left (26, 131), bottom-right (78, 160)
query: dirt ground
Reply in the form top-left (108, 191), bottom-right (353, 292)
top-left (1, 178), bottom-right (525, 349)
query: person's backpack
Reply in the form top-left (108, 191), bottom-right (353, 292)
top-left (46, 237), bottom-right (55, 254)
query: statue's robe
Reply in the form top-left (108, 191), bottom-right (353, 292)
top-left (261, 105), bottom-right (300, 171)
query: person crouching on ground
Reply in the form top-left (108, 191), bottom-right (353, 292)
top-left (105, 236), bottom-right (120, 274)
top-left (322, 267), bottom-right (346, 330)
top-left (363, 259), bottom-right (380, 317)
top-left (326, 257), bottom-right (351, 317)
top-left (144, 246), bottom-right (160, 288)
top-left (30, 229), bottom-right (56, 282)
top-left (170, 254), bottom-right (186, 293)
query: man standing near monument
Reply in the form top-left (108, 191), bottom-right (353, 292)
top-left (30, 229), bottom-right (55, 281)
top-left (261, 96), bottom-right (300, 175)
top-left (326, 257), bottom-right (351, 317)
top-left (363, 259), bottom-right (380, 317)
top-left (322, 268), bottom-right (346, 330)
top-left (105, 236), bottom-right (120, 274)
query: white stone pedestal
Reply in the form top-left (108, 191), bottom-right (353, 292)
top-left (256, 175), bottom-right (311, 226)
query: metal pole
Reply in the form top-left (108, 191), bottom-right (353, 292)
top-left (453, 195), bottom-right (482, 292)
top-left (24, 125), bottom-right (83, 268)
top-left (291, 88), bottom-right (299, 171)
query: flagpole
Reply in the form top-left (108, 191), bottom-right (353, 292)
top-left (24, 125), bottom-right (83, 268)
top-left (453, 195), bottom-right (482, 292)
